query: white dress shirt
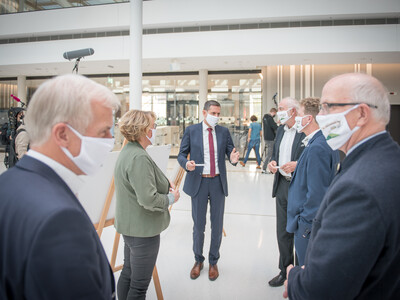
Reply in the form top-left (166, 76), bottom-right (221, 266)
top-left (302, 129), bottom-right (320, 147)
top-left (278, 125), bottom-right (297, 177)
top-left (27, 150), bottom-right (84, 196)
top-left (202, 121), bottom-right (219, 175)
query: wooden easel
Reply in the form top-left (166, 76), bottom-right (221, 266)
top-left (94, 139), bottom-right (185, 300)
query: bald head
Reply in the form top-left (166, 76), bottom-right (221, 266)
top-left (322, 73), bottom-right (390, 125)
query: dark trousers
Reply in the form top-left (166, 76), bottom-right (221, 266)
top-left (117, 235), bottom-right (160, 300)
top-left (191, 176), bottom-right (225, 265)
top-left (275, 175), bottom-right (294, 277)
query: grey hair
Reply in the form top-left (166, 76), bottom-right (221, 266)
top-left (25, 74), bottom-right (120, 147)
top-left (348, 73), bottom-right (390, 125)
top-left (204, 100), bottom-right (220, 111)
top-left (282, 97), bottom-right (299, 111)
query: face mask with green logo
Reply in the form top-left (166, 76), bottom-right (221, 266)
top-left (316, 105), bottom-right (360, 150)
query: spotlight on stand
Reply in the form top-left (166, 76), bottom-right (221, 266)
top-left (63, 48), bottom-right (94, 74)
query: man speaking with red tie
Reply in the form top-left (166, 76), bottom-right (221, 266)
top-left (178, 100), bottom-right (239, 281)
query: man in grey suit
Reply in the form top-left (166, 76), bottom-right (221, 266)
top-left (284, 73), bottom-right (400, 299)
top-left (178, 100), bottom-right (239, 281)
top-left (267, 97), bottom-right (305, 287)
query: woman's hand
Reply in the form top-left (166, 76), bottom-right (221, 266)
top-left (170, 188), bottom-right (180, 203)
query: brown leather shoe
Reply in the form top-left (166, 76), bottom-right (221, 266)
top-left (190, 262), bottom-right (203, 280)
top-left (240, 161), bottom-right (245, 167)
top-left (209, 264), bottom-right (219, 281)
top-left (256, 165), bottom-right (261, 169)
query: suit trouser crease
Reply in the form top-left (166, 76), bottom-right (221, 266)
top-left (118, 234), bottom-right (160, 300)
top-left (275, 177), bottom-right (294, 277)
top-left (243, 139), bottom-right (262, 165)
top-left (191, 176), bottom-right (225, 265)
top-left (263, 140), bottom-right (275, 170)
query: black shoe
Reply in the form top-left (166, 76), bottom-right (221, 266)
top-left (268, 274), bottom-right (285, 287)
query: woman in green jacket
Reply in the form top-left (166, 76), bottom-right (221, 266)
top-left (114, 110), bottom-right (179, 300)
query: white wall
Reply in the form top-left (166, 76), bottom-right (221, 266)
top-left (1, 0), bottom-right (400, 37)
top-left (0, 25), bottom-right (398, 74)
top-left (143, 0), bottom-right (400, 26)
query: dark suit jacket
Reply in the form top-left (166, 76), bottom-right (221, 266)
top-left (177, 123), bottom-right (235, 197)
top-left (0, 156), bottom-right (115, 300)
top-left (271, 125), bottom-right (305, 197)
top-left (288, 132), bottom-right (400, 300)
top-left (262, 113), bottom-right (278, 141)
top-left (286, 131), bottom-right (339, 235)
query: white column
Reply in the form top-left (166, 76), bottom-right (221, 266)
top-left (304, 65), bottom-right (311, 98)
top-left (279, 65), bottom-right (283, 103)
top-left (262, 66), bottom-right (277, 113)
top-left (276, 66), bottom-right (280, 102)
top-left (129, 0), bottom-right (143, 110)
top-left (261, 67), bottom-right (268, 116)
top-left (17, 76), bottom-right (26, 106)
top-left (311, 64), bottom-right (315, 97)
top-left (199, 69), bottom-right (208, 121)
top-left (290, 65), bottom-right (295, 98)
top-left (366, 64), bottom-right (372, 75)
top-left (300, 65), bottom-right (303, 100)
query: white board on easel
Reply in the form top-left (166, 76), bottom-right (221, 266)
top-left (77, 144), bottom-right (172, 224)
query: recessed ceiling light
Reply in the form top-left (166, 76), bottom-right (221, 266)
top-left (108, 65), bottom-right (114, 68)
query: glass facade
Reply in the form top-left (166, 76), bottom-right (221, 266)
top-left (0, 72), bottom-right (262, 157)
top-left (0, 80), bottom-right (18, 124)
top-left (208, 74), bottom-right (262, 158)
top-left (0, 0), bottom-right (128, 15)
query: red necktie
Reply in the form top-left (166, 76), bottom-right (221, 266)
top-left (207, 128), bottom-right (216, 177)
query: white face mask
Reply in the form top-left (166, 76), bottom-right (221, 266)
top-left (61, 125), bottom-right (114, 175)
top-left (316, 105), bottom-right (360, 150)
top-left (295, 115), bottom-right (311, 133)
top-left (146, 128), bottom-right (156, 145)
top-left (277, 108), bottom-right (293, 124)
top-left (206, 113), bottom-right (219, 127)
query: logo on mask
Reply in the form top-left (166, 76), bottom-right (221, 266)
top-left (316, 105), bottom-right (360, 150)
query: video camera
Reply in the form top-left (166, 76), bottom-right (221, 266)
top-left (7, 107), bottom-right (24, 136)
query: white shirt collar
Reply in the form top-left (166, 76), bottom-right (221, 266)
top-left (347, 130), bottom-right (386, 156)
top-left (202, 121), bottom-right (214, 131)
top-left (284, 124), bottom-right (296, 132)
top-left (26, 150), bottom-right (85, 196)
top-left (302, 129), bottom-right (320, 146)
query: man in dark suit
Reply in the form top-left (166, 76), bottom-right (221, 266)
top-left (0, 74), bottom-right (120, 299)
top-left (262, 107), bottom-right (278, 173)
top-left (267, 97), bottom-right (305, 287)
top-left (284, 73), bottom-right (400, 299)
top-left (178, 100), bottom-right (240, 281)
top-left (286, 97), bottom-right (339, 265)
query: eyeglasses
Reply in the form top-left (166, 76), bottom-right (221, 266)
top-left (319, 102), bottom-right (378, 113)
